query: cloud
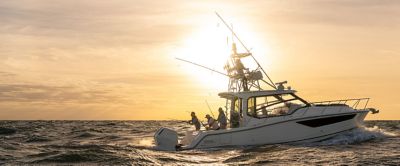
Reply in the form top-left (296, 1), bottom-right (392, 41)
top-left (250, 0), bottom-right (400, 28)
top-left (0, 0), bottom-right (194, 74)
top-left (0, 71), bottom-right (16, 77)
top-left (0, 83), bottom-right (123, 104)
top-left (0, 0), bottom-right (193, 38)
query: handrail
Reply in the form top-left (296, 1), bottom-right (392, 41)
top-left (247, 98), bottom-right (371, 119)
top-left (311, 98), bottom-right (370, 110)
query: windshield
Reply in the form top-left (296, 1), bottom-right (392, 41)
top-left (247, 93), bottom-right (307, 118)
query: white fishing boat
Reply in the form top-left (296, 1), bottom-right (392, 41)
top-left (154, 12), bottom-right (379, 151)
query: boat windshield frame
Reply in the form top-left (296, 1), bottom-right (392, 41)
top-left (219, 90), bottom-right (310, 119)
top-left (245, 92), bottom-right (309, 119)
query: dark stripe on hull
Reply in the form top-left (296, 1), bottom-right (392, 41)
top-left (296, 114), bottom-right (356, 127)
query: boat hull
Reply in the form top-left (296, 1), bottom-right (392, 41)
top-left (183, 111), bottom-right (368, 150)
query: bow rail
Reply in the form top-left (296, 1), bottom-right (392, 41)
top-left (311, 98), bottom-right (370, 110)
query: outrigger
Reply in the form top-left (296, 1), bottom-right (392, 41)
top-left (154, 12), bottom-right (379, 151)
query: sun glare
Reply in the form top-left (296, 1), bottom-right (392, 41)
top-left (176, 19), bottom-right (271, 91)
top-left (176, 25), bottom-right (231, 90)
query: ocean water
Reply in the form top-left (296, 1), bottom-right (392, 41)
top-left (0, 120), bottom-right (399, 165)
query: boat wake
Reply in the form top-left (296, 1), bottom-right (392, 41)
top-left (312, 126), bottom-right (397, 146)
top-left (138, 137), bottom-right (154, 147)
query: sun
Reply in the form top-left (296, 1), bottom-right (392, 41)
top-left (175, 16), bottom-right (272, 91)
top-left (176, 25), bottom-right (231, 90)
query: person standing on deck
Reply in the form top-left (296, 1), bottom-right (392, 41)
top-left (230, 110), bottom-right (240, 128)
top-left (188, 112), bottom-right (201, 131)
top-left (205, 114), bottom-right (219, 130)
top-left (217, 107), bottom-right (228, 129)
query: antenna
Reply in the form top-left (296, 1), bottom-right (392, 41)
top-left (215, 12), bottom-right (250, 53)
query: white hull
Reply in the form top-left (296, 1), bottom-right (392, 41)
top-left (181, 108), bottom-right (369, 150)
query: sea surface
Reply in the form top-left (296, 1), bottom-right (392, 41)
top-left (0, 120), bottom-right (399, 165)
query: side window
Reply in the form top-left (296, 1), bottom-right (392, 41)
top-left (231, 98), bottom-right (242, 128)
top-left (234, 98), bottom-right (242, 116)
top-left (247, 97), bottom-right (255, 117)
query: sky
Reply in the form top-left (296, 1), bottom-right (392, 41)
top-left (0, 0), bottom-right (399, 120)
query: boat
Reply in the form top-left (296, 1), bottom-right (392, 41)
top-left (154, 12), bottom-right (379, 151)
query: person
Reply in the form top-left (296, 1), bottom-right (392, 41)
top-left (217, 107), bottom-right (227, 129)
top-left (205, 114), bottom-right (219, 130)
top-left (187, 112), bottom-right (201, 131)
top-left (230, 110), bottom-right (240, 128)
top-left (234, 59), bottom-right (249, 91)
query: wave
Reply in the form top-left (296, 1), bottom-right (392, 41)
top-left (74, 132), bottom-right (97, 138)
top-left (0, 127), bottom-right (16, 135)
top-left (315, 126), bottom-right (397, 145)
top-left (1, 120), bottom-right (398, 165)
top-left (95, 135), bottom-right (125, 140)
top-left (26, 135), bottom-right (52, 143)
top-left (32, 151), bottom-right (118, 163)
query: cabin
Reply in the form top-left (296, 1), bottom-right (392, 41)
top-left (218, 90), bottom-right (310, 127)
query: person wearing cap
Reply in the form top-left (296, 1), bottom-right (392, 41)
top-left (205, 114), bottom-right (219, 130)
top-left (217, 107), bottom-right (228, 129)
top-left (188, 112), bottom-right (201, 131)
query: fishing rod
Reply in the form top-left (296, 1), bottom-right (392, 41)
top-left (205, 100), bottom-right (215, 118)
top-left (175, 57), bottom-right (229, 77)
top-left (200, 121), bottom-right (208, 129)
top-left (167, 118), bottom-right (186, 123)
